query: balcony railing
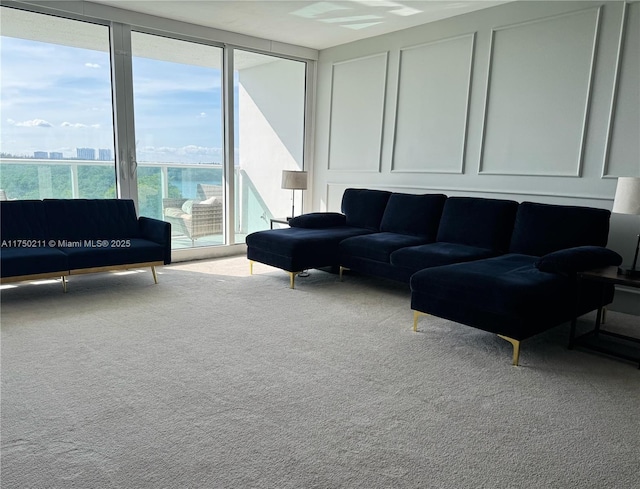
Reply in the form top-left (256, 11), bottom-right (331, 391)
top-left (0, 157), bottom-right (273, 247)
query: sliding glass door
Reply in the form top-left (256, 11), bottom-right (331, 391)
top-left (131, 33), bottom-right (224, 248)
top-left (233, 50), bottom-right (307, 243)
top-left (0, 8), bottom-right (115, 200)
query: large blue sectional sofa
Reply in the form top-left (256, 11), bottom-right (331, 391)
top-left (0, 199), bottom-right (171, 291)
top-left (246, 188), bottom-right (622, 365)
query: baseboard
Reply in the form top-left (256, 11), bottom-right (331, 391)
top-left (609, 288), bottom-right (640, 316)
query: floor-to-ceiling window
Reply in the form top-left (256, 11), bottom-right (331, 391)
top-left (0, 8), bottom-right (116, 200)
top-left (0, 4), bottom-right (311, 256)
top-left (233, 50), bottom-right (307, 243)
top-left (131, 32), bottom-right (224, 249)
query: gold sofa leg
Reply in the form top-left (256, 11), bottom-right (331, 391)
top-left (288, 271), bottom-right (299, 289)
top-left (339, 266), bottom-right (349, 281)
top-left (412, 310), bottom-right (427, 332)
top-left (249, 260), bottom-right (254, 275)
top-left (61, 276), bottom-right (67, 293)
top-left (151, 266), bottom-right (158, 284)
top-left (498, 335), bottom-right (521, 366)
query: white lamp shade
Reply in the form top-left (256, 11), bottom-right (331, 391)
top-left (612, 177), bottom-right (640, 215)
top-left (281, 170), bottom-right (308, 190)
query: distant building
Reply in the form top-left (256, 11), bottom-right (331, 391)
top-left (98, 148), bottom-right (112, 161)
top-left (76, 147), bottom-right (95, 160)
top-left (34, 151), bottom-right (48, 159)
top-left (49, 152), bottom-right (63, 159)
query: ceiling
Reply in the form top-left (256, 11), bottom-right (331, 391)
top-left (91, 0), bottom-right (508, 50)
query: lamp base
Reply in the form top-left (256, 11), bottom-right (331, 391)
top-left (618, 265), bottom-right (640, 278)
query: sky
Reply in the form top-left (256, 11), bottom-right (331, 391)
top-left (1, 35), bottom-right (228, 164)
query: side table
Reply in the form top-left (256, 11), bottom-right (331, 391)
top-left (569, 266), bottom-right (640, 367)
top-left (270, 217), bottom-right (290, 229)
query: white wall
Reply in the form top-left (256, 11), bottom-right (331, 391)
top-left (313, 1), bottom-right (640, 313)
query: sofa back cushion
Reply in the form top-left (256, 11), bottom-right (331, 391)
top-left (0, 200), bottom-right (49, 240)
top-left (436, 197), bottom-right (518, 252)
top-left (509, 202), bottom-right (610, 256)
top-left (341, 188), bottom-right (391, 231)
top-left (44, 199), bottom-right (140, 240)
top-left (380, 193), bottom-right (447, 239)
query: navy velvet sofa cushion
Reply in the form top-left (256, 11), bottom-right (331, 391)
top-left (509, 202), bottom-right (610, 256)
top-left (390, 242), bottom-right (500, 272)
top-left (381, 197), bottom-right (517, 277)
top-left (44, 199), bottom-right (141, 240)
top-left (340, 232), bottom-right (427, 263)
top-left (535, 246), bottom-right (622, 274)
top-left (289, 212), bottom-right (346, 228)
top-left (342, 188), bottom-right (391, 231)
top-left (379, 193), bottom-right (447, 239)
top-left (0, 247), bottom-right (69, 278)
top-left (340, 193), bottom-right (447, 267)
top-left (338, 193), bottom-right (447, 280)
top-left (0, 200), bottom-right (49, 240)
top-left (59, 239), bottom-right (167, 270)
top-left (436, 197), bottom-right (518, 252)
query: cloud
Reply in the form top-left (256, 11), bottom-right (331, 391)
top-left (137, 144), bottom-right (223, 163)
top-left (85, 63), bottom-right (101, 69)
top-left (6, 118), bottom-right (53, 128)
top-left (61, 122), bottom-right (101, 129)
top-left (141, 145), bottom-right (220, 156)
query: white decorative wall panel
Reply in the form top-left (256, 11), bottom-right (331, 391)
top-left (328, 53), bottom-right (388, 171)
top-left (605, 2), bottom-right (640, 177)
top-left (480, 8), bottom-right (600, 176)
top-left (392, 34), bottom-right (475, 173)
top-left (326, 183), bottom-right (348, 212)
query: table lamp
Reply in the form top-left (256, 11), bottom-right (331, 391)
top-left (281, 170), bottom-right (308, 219)
top-left (612, 176), bottom-right (640, 277)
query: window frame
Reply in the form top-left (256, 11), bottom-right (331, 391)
top-left (0, 0), bottom-right (317, 260)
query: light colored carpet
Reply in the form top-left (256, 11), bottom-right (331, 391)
top-left (1, 256), bottom-right (639, 489)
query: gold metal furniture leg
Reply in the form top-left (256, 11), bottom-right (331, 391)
top-left (498, 335), bottom-right (521, 366)
top-left (249, 260), bottom-right (254, 275)
top-left (288, 272), bottom-right (298, 289)
top-left (61, 276), bottom-right (67, 293)
top-left (412, 310), bottom-right (427, 332)
top-left (151, 266), bottom-right (158, 284)
top-left (339, 266), bottom-right (349, 281)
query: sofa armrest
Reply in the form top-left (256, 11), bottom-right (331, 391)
top-left (288, 212), bottom-right (346, 229)
top-left (139, 217), bottom-right (172, 264)
top-left (534, 246), bottom-right (622, 274)
top-left (163, 198), bottom-right (188, 210)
